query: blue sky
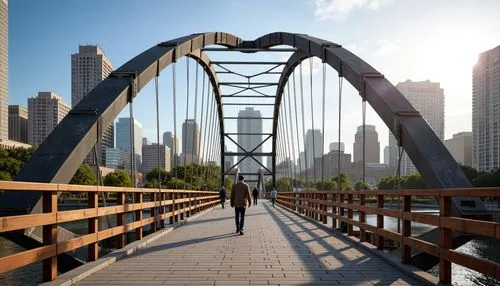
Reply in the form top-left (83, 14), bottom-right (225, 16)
top-left (7, 0), bottom-right (500, 163)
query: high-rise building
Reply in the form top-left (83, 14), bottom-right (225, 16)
top-left (105, 147), bottom-right (130, 170)
top-left (383, 146), bottom-right (390, 165)
top-left (353, 125), bottom-right (380, 164)
top-left (224, 144), bottom-right (234, 172)
top-left (142, 137), bottom-right (150, 146)
top-left (329, 142), bottom-right (345, 152)
top-left (0, 0), bottom-right (8, 140)
top-left (116, 117), bottom-right (143, 172)
top-left (237, 107), bottom-right (263, 177)
top-left (445, 132), bottom-right (472, 167)
top-left (473, 46), bottom-right (500, 171)
top-left (181, 119), bottom-right (200, 165)
top-left (163, 131), bottom-right (179, 168)
top-left (28, 92), bottom-right (70, 147)
top-left (305, 129), bottom-right (323, 169)
top-left (142, 144), bottom-right (171, 174)
top-left (72, 45), bottom-right (114, 166)
top-left (389, 80), bottom-right (445, 175)
top-left (8, 105), bottom-right (28, 143)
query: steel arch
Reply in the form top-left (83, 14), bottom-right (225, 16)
top-left (8, 33), bottom-right (241, 210)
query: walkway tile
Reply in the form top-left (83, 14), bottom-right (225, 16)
top-left (76, 201), bottom-right (422, 286)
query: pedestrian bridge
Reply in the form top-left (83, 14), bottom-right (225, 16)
top-left (0, 181), bottom-right (499, 285)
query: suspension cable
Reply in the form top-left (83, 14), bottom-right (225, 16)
top-left (191, 64), bottom-right (199, 169)
top-left (292, 71), bottom-right (302, 184)
top-left (287, 82), bottom-right (298, 191)
top-left (299, 62), bottom-right (308, 190)
top-left (309, 57), bottom-right (316, 185)
top-left (204, 93), bottom-right (215, 184)
top-left (362, 99), bottom-right (367, 185)
top-left (202, 89), bottom-right (213, 184)
top-left (154, 75), bottom-right (162, 226)
top-left (172, 62), bottom-right (178, 180)
top-left (321, 62), bottom-right (326, 190)
top-left (283, 86), bottom-right (293, 183)
top-left (183, 57), bottom-right (190, 189)
top-left (200, 86), bottom-right (211, 178)
top-left (129, 97), bottom-right (137, 188)
top-left (197, 72), bottom-right (206, 178)
top-left (338, 75), bottom-right (344, 191)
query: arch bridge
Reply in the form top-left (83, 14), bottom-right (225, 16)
top-left (0, 32), bottom-right (497, 285)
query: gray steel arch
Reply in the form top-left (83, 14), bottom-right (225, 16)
top-left (253, 32), bottom-right (471, 190)
top-left (6, 32), bottom-right (241, 210)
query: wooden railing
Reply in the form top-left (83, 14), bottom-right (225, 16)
top-left (276, 189), bottom-right (500, 284)
top-left (0, 181), bottom-right (219, 281)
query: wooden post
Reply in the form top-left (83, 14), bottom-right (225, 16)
top-left (173, 193), bottom-right (178, 223)
top-left (347, 193), bottom-right (353, 236)
top-left (169, 193), bottom-right (174, 225)
top-left (159, 192), bottom-right (165, 228)
top-left (360, 193), bottom-right (366, 242)
top-left (332, 192), bottom-right (337, 229)
top-left (339, 193), bottom-right (345, 232)
top-left (117, 192), bottom-right (126, 248)
top-left (180, 193), bottom-right (185, 220)
top-left (376, 194), bottom-right (384, 250)
top-left (42, 191), bottom-right (57, 281)
top-left (150, 192), bottom-right (157, 233)
top-left (439, 195), bottom-right (452, 284)
top-left (323, 193), bottom-right (328, 224)
top-left (402, 194), bottom-right (411, 264)
top-left (88, 191), bottom-right (98, 261)
top-left (135, 192), bottom-right (143, 240)
top-left (188, 193), bottom-right (192, 217)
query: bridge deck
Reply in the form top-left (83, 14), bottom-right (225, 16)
top-left (76, 202), bottom-right (420, 286)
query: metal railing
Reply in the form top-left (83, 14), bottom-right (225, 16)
top-left (0, 181), bottom-right (219, 281)
top-left (276, 189), bottom-right (500, 284)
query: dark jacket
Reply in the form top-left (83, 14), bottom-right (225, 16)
top-left (252, 189), bottom-right (259, 197)
top-left (219, 189), bottom-right (226, 201)
top-left (230, 181), bottom-right (251, 208)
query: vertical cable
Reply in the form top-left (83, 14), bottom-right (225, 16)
top-left (183, 57), bottom-right (190, 189)
top-left (283, 87), bottom-right (293, 183)
top-left (197, 74), bottom-right (207, 179)
top-left (321, 63), bottom-right (326, 190)
top-left (172, 62), bottom-right (178, 180)
top-left (309, 57), bottom-right (316, 185)
top-left (154, 75), bottom-right (161, 226)
top-left (192, 64), bottom-right (199, 167)
top-left (299, 62), bottom-right (308, 189)
top-left (287, 82), bottom-right (298, 191)
top-left (129, 99), bottom-right (136, 188)
top-left (362, 100), bottom-right (366, 185)
top-left (338, 76), bottom-right (344, 191)
top-left (292, 72), bottom-right (302, 184)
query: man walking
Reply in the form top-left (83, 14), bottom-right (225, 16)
top-left (271, 188), bottom-right (277, 207)
top-left (252, 187), bottom-right (259, 206)
top-left (231, 175), bottom-right (251, 235)
top-left (219, 186), bottom-right (226, 209)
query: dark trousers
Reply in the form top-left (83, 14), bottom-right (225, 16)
top-left (253, 196), bottom-right (258, 205)
top-left (271, 198), bottom-right (276, 206)
top-left (220, 199), bottom-right (225, 209)
top-left (235, 207), bottom-right (246, 231)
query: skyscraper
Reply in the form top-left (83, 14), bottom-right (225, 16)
top-left (72, 45), bottom-right (114, 166)
top-left (142, 144), bottom-right (171, 174)
top-left (181, 119), bottom-right (200, 165)
top-left (237, 107), bottom-right (262, 177)
top-left (329, 142), bottom-right (345, 152)
top-left (353, 125), bottom-right (380, 164)
top-left (445, 132), bottom-right (472, 167)
top-left (473, 46), bottom-right (500, 171)
top-left (142, 137), bottom-right (150, 146)
top-left (305, 129), bottom-right (323, 169)
top-left (28, 92), bottom-right (70, 147)
top-left (163, 131), bottom-right (179, 168)
top-left (0, 0), bottom-right (8, 140)
top-left (389, 80), bottom-right (444, 175)
top-left (8, 105), bottom-right (28, 143)
top-left (116, 117), bottom-right (143, 172)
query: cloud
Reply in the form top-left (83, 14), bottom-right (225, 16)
top-left (374, 40), bottom-right (399, 56)
top-left (314, 0), bottom-right (393, 21)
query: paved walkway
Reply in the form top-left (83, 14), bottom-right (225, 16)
top-left (76, 201), bottom-right (421, 286)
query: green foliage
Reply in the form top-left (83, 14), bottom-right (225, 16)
top-left (377, 173), bottom-right (426, 190)
top-left (460, 164), bottom-right (478, 182)
top-left (224, 176), bottom-right (234, 191)
top-left (145, 168), bottom-right (171, 187)
top-left (332, 173), bottom-right (353, 191)
top-left (276, 177), bottom-right (293, 192)
top-left (70, 164), bottom-right (97, 185)
top-left (166, 177), bottom-right (186, 189)
top-left (143, 164), bottom-right (222, 191)
top-left (103, 170), bottom-right (132, 187)
top-left (0, 147), bottom-right (37, 179)
top-left (0, 171), bottom-right (11, 181)
top-left (354, 181), bottom-right (370, 190)
top-left (315, 180), bottom-right (338, 191)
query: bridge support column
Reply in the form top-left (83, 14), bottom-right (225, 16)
top-left (376, 194), bottom-right (384, 250)
top-left (117, 192), bottom-right (126, 248)
top-left (42, 191), bottom-right (57, 281)
top-left (439, 196), bottom-right (452, 284)
top-left (88, 191), bottom-right (98, 261)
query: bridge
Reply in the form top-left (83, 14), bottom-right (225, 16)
top-left (0, 32), bottom-right (499, 285)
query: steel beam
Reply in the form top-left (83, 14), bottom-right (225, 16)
top-left (202, 47), bottom-right (297, 52)
top-left (211, 61), bottom-right (287, 65)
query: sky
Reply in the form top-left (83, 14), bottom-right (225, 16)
top-left (7, 0), bottom-right (500, 165)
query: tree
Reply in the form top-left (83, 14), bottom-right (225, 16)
top-left (354, 181), bottom-right (370, 190)
top-left (402, 173), bottom-right (426, 189)
top-left (0, 171), bottom-right (11, 181)
top-left (378, 176), bottom-right (396, 190)
top-left (70, 164), bottom-right (97, 185)
top-left (166, 177), bottom-right (186, 189)
top-left (460, 164), bottom-right (478, 182)
top-left (103, 170), bottom-right (132, 187)
top-left (145, 167), bottom-right (171, 187)
top-left (276, 177), bottom-right (292, 192)
top-left (332, 173), bottom-right (353, 191)
top-left (224, 176), bottom-right (234, 191)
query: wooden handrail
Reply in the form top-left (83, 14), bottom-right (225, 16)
top-left (275, 189), bottom-right (500, 284)
top-left (0, 181), bottom-right (219, 281)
